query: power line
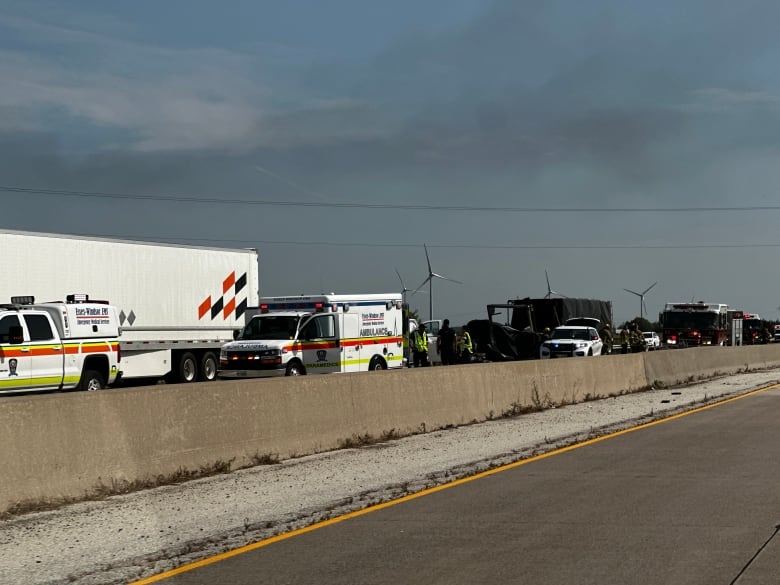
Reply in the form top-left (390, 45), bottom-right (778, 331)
top-left (79, 233), bottom-right (780, 249)
top-left (3, 185), bottom-right (780, 213)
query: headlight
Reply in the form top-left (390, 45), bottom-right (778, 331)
top-left (576, 342), bottom-right (587, 348)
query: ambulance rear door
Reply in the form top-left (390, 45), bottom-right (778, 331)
top-left (340, 311), bottom-right (361, 372)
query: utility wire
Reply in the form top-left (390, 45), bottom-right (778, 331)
top-left (70, 233), bottom-right (780, 250)
top-left (3, 185), bottom-right (780, 213)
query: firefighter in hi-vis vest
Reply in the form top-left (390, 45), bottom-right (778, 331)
top-left (411, 323), bottom-right (430, 367)
top-left (458, 324), bottom-right (474, 363)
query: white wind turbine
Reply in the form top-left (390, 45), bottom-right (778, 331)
top-left (395, 268), bottom-right (425, 308)
top-left (624, 281), bottom-right (657, 321)
top-left (544, 270), bottom-right (567, 298)
top-left (412, 244), bottom-right (462, 321)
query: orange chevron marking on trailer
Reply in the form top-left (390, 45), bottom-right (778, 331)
top-left (198, 296), bottom-right (212, 320)
top-left (224, 297), bottom-right (236, 320)
top-left (223, 271), bottom-right (236, 294)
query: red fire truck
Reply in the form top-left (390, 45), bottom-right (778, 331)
top-left (660, 302), bottom-right (729, 347)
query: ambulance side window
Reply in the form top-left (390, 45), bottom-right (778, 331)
top-left (302, 315), bottom-right (335, 340)
top-left (0, 315), bottom-right (22, 343)
top-left (317, 315), bottom-right (335, 338)
top-left (24, 314), bottom-right (54, 342)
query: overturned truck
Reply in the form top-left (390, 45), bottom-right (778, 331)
top-left (468, 297), bottom-right (613, 361)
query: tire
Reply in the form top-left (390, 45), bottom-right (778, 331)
top-left (177, 352), bottom-right (198, 383)
top-left (285, 361), bottom-right (305, 376)
top-left (199, 352), bottom-right (218, 382)
top-left (79, 369), bottom-right (105, 392)
top-left (587, 349), bottom-right (593, 357)
top-left (369, 356), bottom-right (387, 371)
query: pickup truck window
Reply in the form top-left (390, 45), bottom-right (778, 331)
top-left (23, 314), bottom-right (54, 342)
top-left (0, 315), bottom-right (22, 343)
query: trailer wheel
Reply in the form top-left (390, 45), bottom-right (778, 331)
top-left (79, 369), bottom-right (105, 392)
top-left (368, 356), bottom-right (387, 371)
top-left (177, 352), bottom-right (198, 383)
top-left (199, 352), bottom-right (218, 382)
top-left (285, 360), bottom-right (305, 376)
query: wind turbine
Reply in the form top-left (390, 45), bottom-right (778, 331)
top-left (395, 268), bottom-right (424, 307)
top-left (412, 244), bottom-right (462, 321)
top-left (544, 270), bottom-right (567, 299)
top-left (624, 281), bottom-right (657, 321)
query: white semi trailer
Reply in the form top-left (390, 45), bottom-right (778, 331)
top-left (0, 229), bottom-right (259, 384)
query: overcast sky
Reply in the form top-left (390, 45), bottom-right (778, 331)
top-left (3, 0), bottom-right (780, 325)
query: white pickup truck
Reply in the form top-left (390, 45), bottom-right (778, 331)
top-left (0, 295), bottom-right (120, 393)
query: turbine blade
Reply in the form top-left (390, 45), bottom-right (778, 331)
top-left (643, 281), bottom-right (658, 295)
top-left (395, 267), bottom-right (405, 289)
top-left (431, 272), bottom-right (463, 285)
top-left (424, 243), bottom-right (432, 273)
top-left (624, 288), bottom-right (641, 296)
top-left (412, 276), bottom-right (432, 294)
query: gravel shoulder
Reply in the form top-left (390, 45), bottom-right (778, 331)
top-left (3, 370), bottom-right (779, 585)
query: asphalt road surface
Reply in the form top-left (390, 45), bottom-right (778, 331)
top-left (154, 385), bottom-right (780, 585)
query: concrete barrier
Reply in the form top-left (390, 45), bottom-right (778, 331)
top-left (1, 346), bottom-right (778, 512)
top-left (644, 345), bottom-right (780, 388)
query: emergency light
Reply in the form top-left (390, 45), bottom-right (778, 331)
top-left (10, 296), bottom-right (34, 305)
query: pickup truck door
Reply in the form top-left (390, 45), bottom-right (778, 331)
top-left (0, 314), bottom-right (32, 391)
top-left (22, 313), bottom-right (66, 390)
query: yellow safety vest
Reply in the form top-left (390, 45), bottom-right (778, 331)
top-left (459, 331), bottom-right (473, 353)
top-left (413, 330), bottom-right (428, 352)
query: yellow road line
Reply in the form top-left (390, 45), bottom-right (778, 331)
top-left (129, 381), bottom-right (780, 584)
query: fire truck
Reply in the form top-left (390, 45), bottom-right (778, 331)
top-left (218, 294), bottom-right (404, 377)
top-left (660, 302), bottom-right (729, 347)
top-left (741, 313), bottom-right (764, 345)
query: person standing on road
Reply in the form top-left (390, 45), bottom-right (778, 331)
top-left (457, 323), bottom-right (474, 364)
top-left (437, 319), bottom-right (457, 365)
top-left (601, 323), bottom-right (613, 355)
top-left (410, 323), bottom-right (430, 367)
top-left (620, 326), bottom-right (629, 354)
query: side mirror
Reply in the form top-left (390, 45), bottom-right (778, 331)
top-left (8, 325), bottom-right (24, 345)
top-left (233, 329), bottom-right (241, 340)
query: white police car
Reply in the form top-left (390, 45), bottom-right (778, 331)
top-left (540, 326), bottom-right (604, 358)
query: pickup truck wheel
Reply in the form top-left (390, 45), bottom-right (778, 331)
top-left (177, 352), bottom-right (198, 383)
top-left (285, 361), bottom-right (305, 376)
top-left (80, 369), bottom-right (105, 392)
top-left (199, 352), bottom-right (218, 381)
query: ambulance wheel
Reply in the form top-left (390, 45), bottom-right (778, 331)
top-left (285, 360), bottom-right (305, 376)
top-left (368, 356), bottom-right (387, 371)
top-left (177, 352), bottom-right (198, 383)
top-left (79, 369), bottom-right (105, 392)
top-left (199, 352), bottom-right (218, 382)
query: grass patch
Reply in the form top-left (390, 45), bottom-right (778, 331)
top-left (1, 458), bottom-right (236, 520)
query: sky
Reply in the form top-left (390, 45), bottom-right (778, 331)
top-left (3, 0), bottom-right (780, 326)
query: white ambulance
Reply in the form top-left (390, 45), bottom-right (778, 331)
top-left (218, 294), bottom-right (404, 377)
